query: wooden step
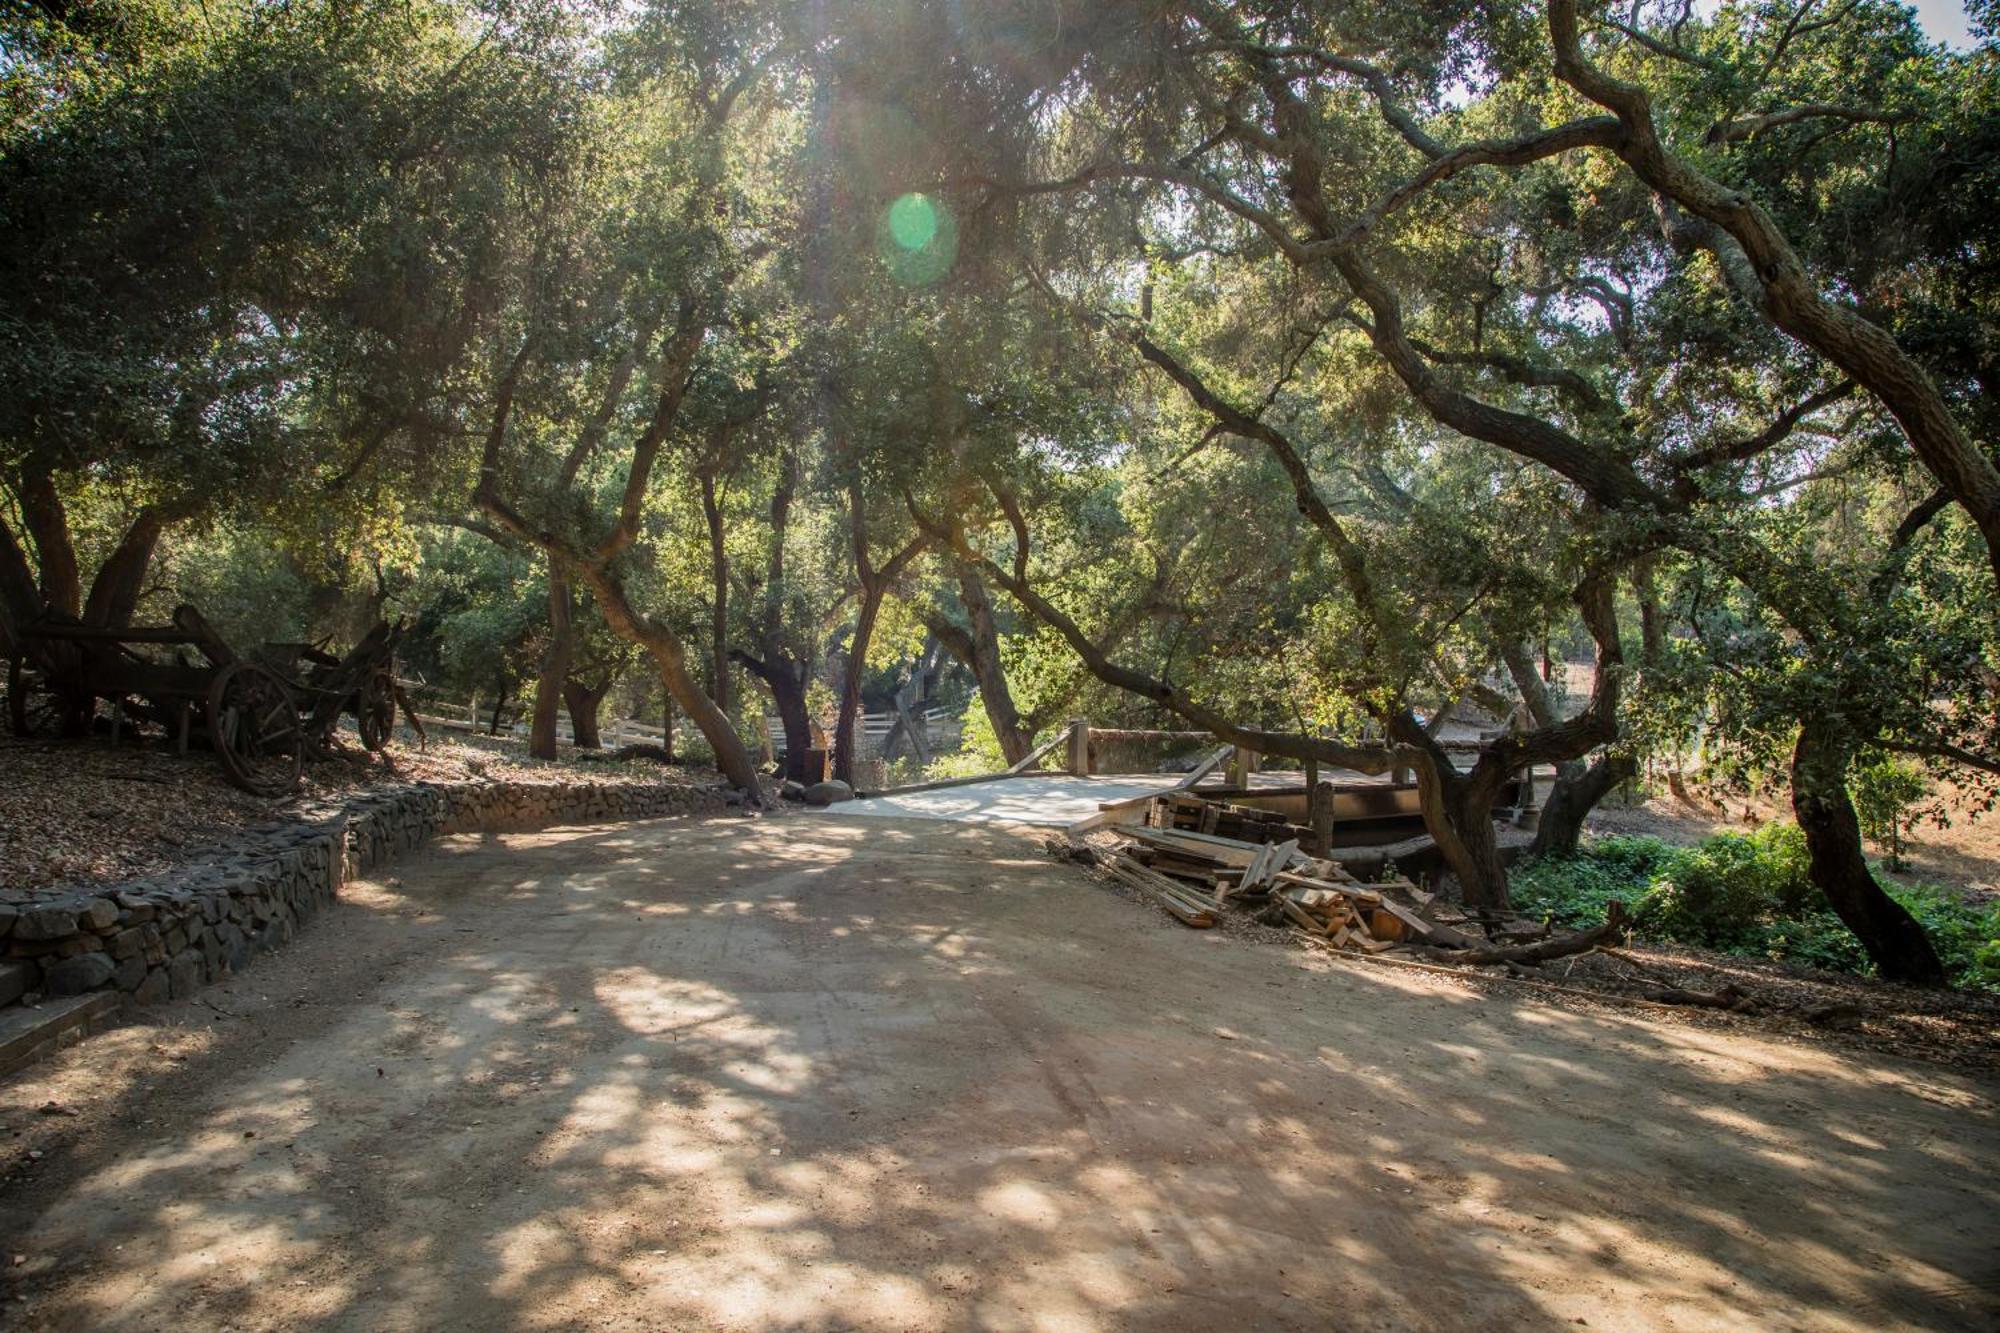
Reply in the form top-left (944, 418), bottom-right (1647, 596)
top-left (0, 993), bottom-right (122, 1080)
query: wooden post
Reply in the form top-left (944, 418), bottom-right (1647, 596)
top-left (1066, 717), bottom-right (1091, 776)
top-left (1228, 744), bottom-right (1260, 786)
top-left (1309, 780), bottom-right (1335, 858)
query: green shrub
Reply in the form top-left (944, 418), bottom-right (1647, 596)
top-left (1507, 824), bottom-right (2000, 992)
top-left (1637, 823), bottom-right (1815, 947)
top-left (1509, 835), bottom-right (1674, 931)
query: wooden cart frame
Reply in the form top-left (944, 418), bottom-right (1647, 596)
top-left (6, 604), bottom-right (406, 797)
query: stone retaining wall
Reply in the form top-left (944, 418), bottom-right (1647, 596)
top-left (0, 778), bottom-right (734, 1008)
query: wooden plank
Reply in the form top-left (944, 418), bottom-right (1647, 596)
top-left (1274, 871), bottom-right (1382, 906)
top-left (1175, 745), bottom-right (1234, 792)
top-left (1126, 827), bottom-right (1266, 862)
top-left (1005, 721), bottom-right (1079, 776)
top-left (1278, 896), bottom-right (1323, 933)
top-left (1242, 838), bottom-right (1298, 892)
top-left (1105, 857), bottom-right (1217, 927)
top-left (1068, 790), bottom-right (1160, 834)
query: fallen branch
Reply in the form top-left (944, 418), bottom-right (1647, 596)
top-left (1419, 902), bottom-right (1628, 965)
top-left (1638, 983), bottom-right (1752, 1010)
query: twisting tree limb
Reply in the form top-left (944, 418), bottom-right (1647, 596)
top-left (1546, 0), bottom-right (2000, 583)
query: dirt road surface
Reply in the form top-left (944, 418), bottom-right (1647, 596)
top-left (2, 815), bottom-right (1996, 1331)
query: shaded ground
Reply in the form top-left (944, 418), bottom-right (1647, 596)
top-left (0, 728), bottom-right (706, 895)
top-left (2, 814), bottom-right (1997, 1330)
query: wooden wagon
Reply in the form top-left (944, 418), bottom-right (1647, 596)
top-left (6, 605), bottom-right (406, 796)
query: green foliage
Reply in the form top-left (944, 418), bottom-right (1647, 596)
top-left (1851, 756), bottom-right (1932, 871)
top-left (1641, 824), bottom-right (1818, 946)
top-left (1511, 827), bottom-right (2000, 991)
top-left (927, 705), bottom-right (1008, 780)
top-left (1507, 836), bottom-right (1681, 931)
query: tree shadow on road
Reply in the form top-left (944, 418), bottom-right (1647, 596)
top-left (2, 814), bottom-right (1996, 1330)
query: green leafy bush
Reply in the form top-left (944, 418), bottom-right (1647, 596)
top-left (1508, 825), bottom-right (2000, 991)
top-left (1638, 823), bottom-right (1816, 947)
top-left (1509, 836), bottom-right (1676, 931)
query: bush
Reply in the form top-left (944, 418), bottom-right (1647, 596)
top-left (1508, 825), bottom-right (2000, 992)
top-left (1509, 835), bottom-right (1675, 931)
top-left (1637, 823), bottom-right (1815, 947)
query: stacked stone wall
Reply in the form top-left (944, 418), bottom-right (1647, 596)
top-left (0, 779), bottom-right (732, 1007)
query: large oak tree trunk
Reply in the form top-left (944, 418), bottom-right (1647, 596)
top-left (572, 561), bottom-right (761, 797)
top-left (16, 470), bottom-right (81, 618)
top-left (529, 568), bottom-right (575, 761)
top-left (563, 676), bottom-right (607, 749)
top-left (832, 584), bottom-right (886, 787)
top-left (1531, 752), bottom-right (1638, 859)
top-left (0, 514), bottom-right (41, 657)
top-left (701, 468), bottom-right (731, 713)
top-left (954, 568), bottom-right (1032, 765)
top-left (1791, 722), bottom-right (1945, 985)
top-left (770, 663), bottom-right (813, 776)
top-left (1410, 752), bottom-right (1512, 910)
top-left (733, 649), bottom-right (814, 773)
top-left (82, 509), bottom-right (168, 628)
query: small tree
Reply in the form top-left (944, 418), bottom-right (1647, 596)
top-left (1851, 757), bottom-right (1931, 873)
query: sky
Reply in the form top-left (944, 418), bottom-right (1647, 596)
top-left (1693, 0), bottom-right (1982, 47)
top-left (1912, 0), bottom-right (1979, 47)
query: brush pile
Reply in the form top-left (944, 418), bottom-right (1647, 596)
top-left (1097, 824), bottom-right (1472, 953)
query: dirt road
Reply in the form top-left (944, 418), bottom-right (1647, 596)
top-left (2, 814), bottom-right (1995, 1330)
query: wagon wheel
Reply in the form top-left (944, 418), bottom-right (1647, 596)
top-left (207, 660), bottom-right (303, 796)
top-left (357, 669), bottom-right (396, 751)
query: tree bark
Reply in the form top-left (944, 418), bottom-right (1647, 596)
top-left (1532, 752), bottom-right (1638, 858)
top-left (734, 649), bottom-right (812, 775)
top-left (15, 470), bottom-right (81, 618)
top-left (1790, 721), bottom-right (1945, 985)
top-left (833, 583), bottom-right (886, 786)
top-left (81, 508), bottom-right (169, 628)
top-left (1400, 727), bottom-right (1514, 909)
top-left (0, 511), bottom-right (42, 656)
top-left (661, 686), bottom-right (675, 763)
top-left (949, 567), bottom-right (1033, 764)
top-left (529, 567), bottom-right (575, 760)
top-left (488, 679), bottom-right (511, 736)
top-left (569, 559), bottom-right (760, 795)
top-left (563, 675), bottom-right (607, 749)
top-left (700, 466), bottom-right (731, 713)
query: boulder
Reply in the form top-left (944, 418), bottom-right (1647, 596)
top-left (43, 952), bottom-right (116, 996)
top-left (801, 780), bottom-right (855, 807)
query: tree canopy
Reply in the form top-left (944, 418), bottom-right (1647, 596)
top-left (3, 0), bottom-right (1994, 984)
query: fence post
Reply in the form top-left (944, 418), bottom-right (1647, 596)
top-left (1228, 744), bottom-right (1260, 786)
top-left (1309, 781), bottom-right (1335, 857)
top-left (1067, 717), bottom-right (1091, 776)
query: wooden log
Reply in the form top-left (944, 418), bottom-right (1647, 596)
top-left (1419, 903), bottom-right (1629, 964)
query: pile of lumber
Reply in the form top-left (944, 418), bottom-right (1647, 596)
top-left (1147, 791), bottom-right (1310, 846)
top-left (1101, 824), bottom-right (1451, 953)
